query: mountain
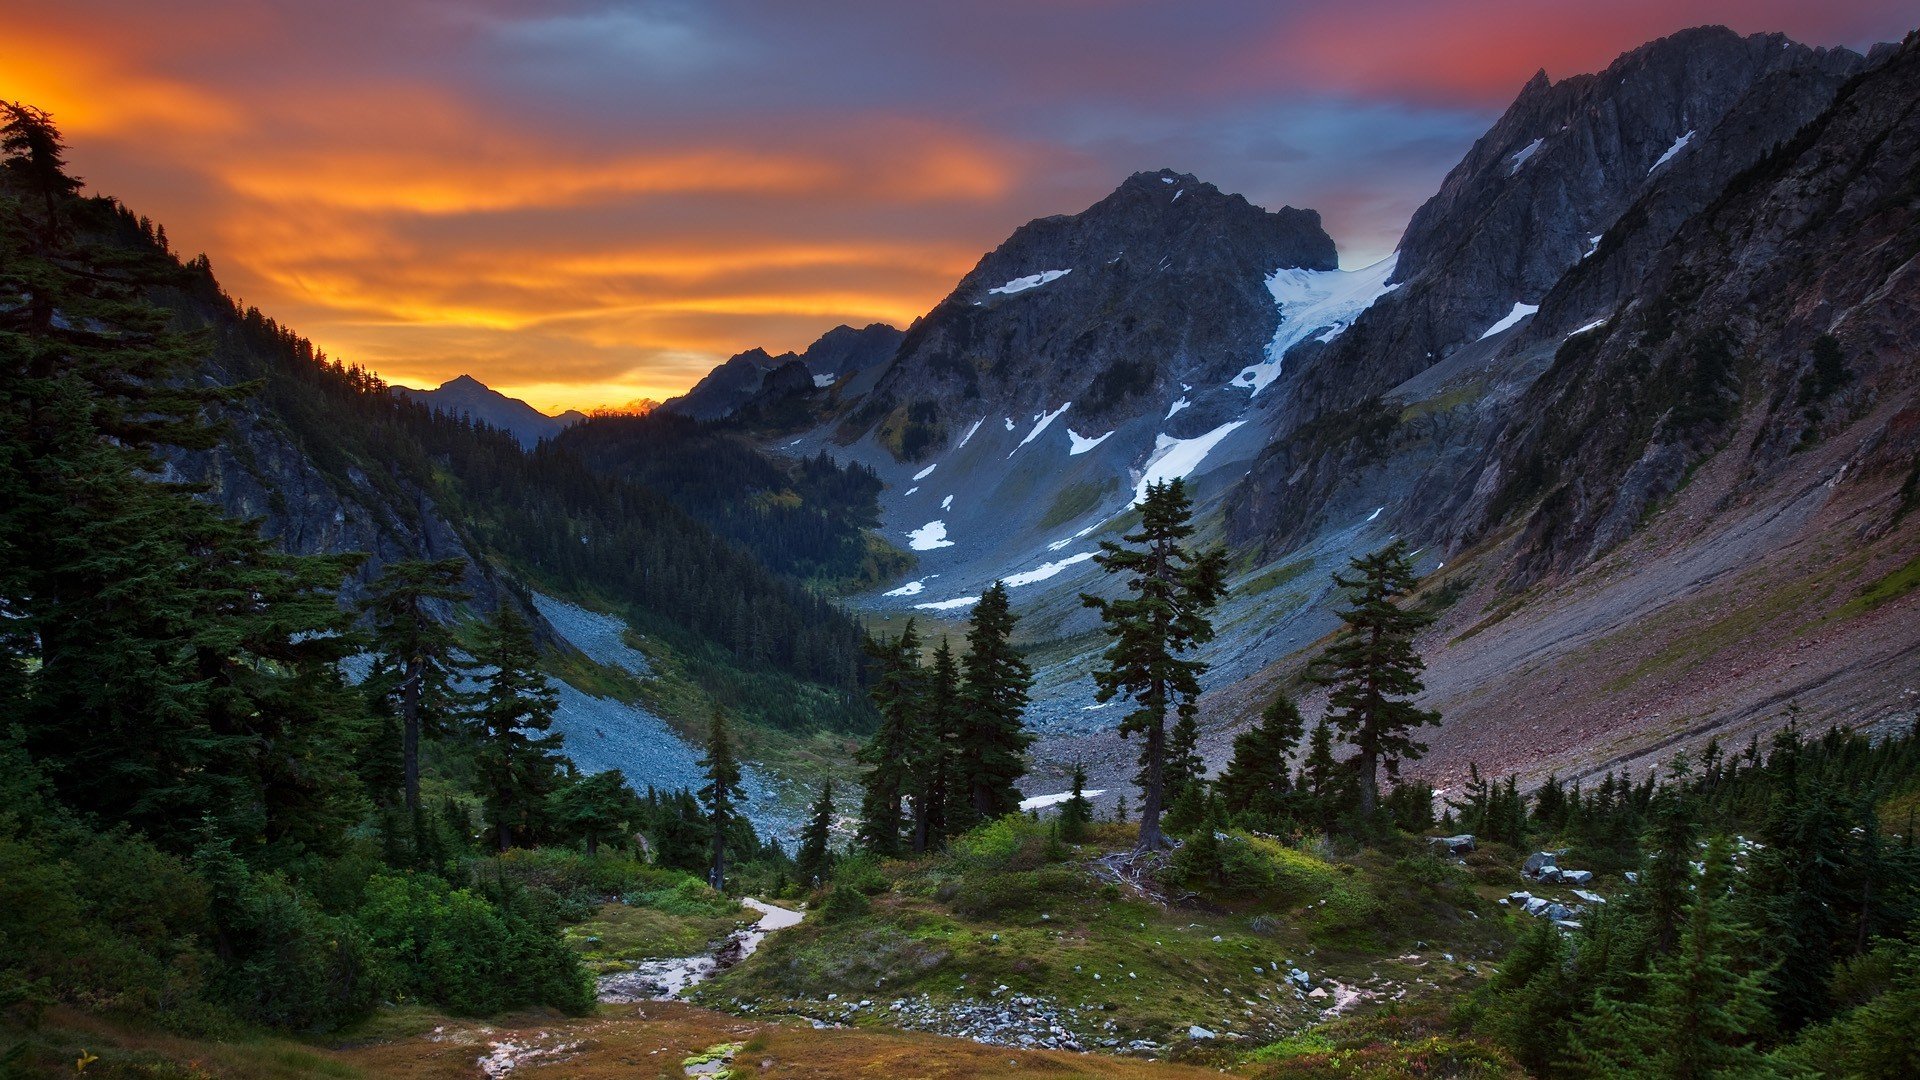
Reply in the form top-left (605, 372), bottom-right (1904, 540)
top-left (397, 373), bottom-right (586, 448)
top-left (662, 322), bottom-right (903, 421)
top-left (659, 27), bottom-right (1920, 809)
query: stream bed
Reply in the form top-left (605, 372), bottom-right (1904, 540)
top-left (596, 897), bottom-right (804, 1003)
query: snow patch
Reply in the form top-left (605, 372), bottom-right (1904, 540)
top-left (1568, 318), bottom-right (1608, 338)
top-left (1584, 234), bottom-right (1603, 259)
top-left (1165, 397), bottom-right (1190, 419)
top-left (1172, 188), bottom-right (1183, 202)
top-left (812, 373), bottom-right (836, 388)
top-left (1649, 130), bottom-right (1695, 174)
top-left (956, 417), bottom-right (985, 449)
top-left (1236, 254), bottom-right (1401, 395)
top-left (883, 579), bottom-right (928, 597)
top-left (903, 486), bottom-right (918, 496)
top-left (1133, 420), bottom-right (1248, 504)
top-left (988, 269), bottom-right (1071, 296)
top-left (1048, 523), bottom-right (1099, 552)
top-left (906, 520), bottom-right (953, 551)
top-left (912, 463), bottom-right (938, 481)
top-left (1477, 302), bottom-right (1539, 340)
top-left (1066, 428), bottom-right (1113, 456)
top-left (941, 494), bottom-right (953, 510)
top-left (1507, 137), bottom-right (1544, 175)
top-left (1365, 506), bottom-right (1383, 523)
top-left (1003, 551), bottom-right (1097, 589)
top-left (914, 595), bottom-right (980, 612)
top-left (1012, 402), bottom-right (1071, 455)
top-left (1003, 416), bottom-right (1015, 431)
top-left (1020, 789), bottom-right (1108, 811)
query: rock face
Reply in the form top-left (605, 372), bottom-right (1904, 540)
top-left (665, 323), bottom-right (903, 420)
top-left (1231, 26), bottom-right (1865, 556)
top-left (398, 374), bottom-right (584, 449)
top-left (850, 168), bottom-right (1335, 453)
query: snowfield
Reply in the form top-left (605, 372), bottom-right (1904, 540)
top-left (1001, 550), bottom-right (1098, 588)
top-left (1133, 420), bottom-right (1248, 504)
top-left (1066, 428), bottom-right (1113, 455)
top-left (1013, 402), bottom-right (1072, 455)
top-left (906, 520), bottom-right (954, 551)
top-left (1478, 301), bottom-right (1539, 340)
top-left (987, 268), bottom-right (1071, 295)
top-left (1235, 254), bottom-right (1401, 395)
top-left (1019, 789), bottom-right (1107, 811)
top-left (913, 595), bottom-right (981, 611)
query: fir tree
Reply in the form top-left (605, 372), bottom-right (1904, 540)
top-left (1301, 719), bottom-right (1345, 830)
top-left (955, 583), bottom-right (1034, 826)
top-left (361, 558), bottom-right (472, 814)
top-left (469, 606), bottom-right (563, 850)
top-left (1218, 691), bottom-right (1305, 824)
top-left (911, 637), bottom-right (962, 853)
top-left (1081, 479), bottom-right (1228, 851)
top-left (1308, 541), bottom-right (1437, 818)
top-left (698, 707), bottom-right (741, 890)
top-left (552, 769), bottom-right (634, 857)
top-left (857, 621), bottom-right (925, 855)
top-left (1164, 710), bottom-right (1204, 808)
top-left (1058, 763), bottom-right (1093, 843)
top-left (796, 781), bottom-right (836, 885)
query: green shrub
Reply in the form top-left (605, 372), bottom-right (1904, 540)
top-left (947, 815), bottom-right (1054, 874)
top-left (831, 854), bottom-right (891, 896)
top-left (821, 885), bottom-right (872, 923)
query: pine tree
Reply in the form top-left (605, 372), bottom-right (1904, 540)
top-left (1164, 710), bottom-right (1204, 808)
top-left (796, 781), bottom-right (836, 885)
top-left (955, 583), bottom-right (1034, 826)
top-left (1575, 838), bottom-right (1782, 1078)
top-left (1307, 541), bottom-right (1437, 818)
top-left (1301, 719), bottom-right (1344, 829)
top-left (857, 621), bottom-right (925, 855)
top-left (552, 769), bottom-right (634, 856)
top-left (1081, 480), bottom-right (1228, 851)
top-left (1058, 763), bottom-right (1093, 843)
top-left (469, 606), bottom-right (564, 851)
top-left (1218, 691), bottom-right (1305, 824)
top-left (362, 558), bottom-right (472, 814)
top-left (698, 707), bottom-right (741, 890)
top-left (911, 637), bottom-right (961, 853)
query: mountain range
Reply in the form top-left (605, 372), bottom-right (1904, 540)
top-left (397, 373), bottom-right (587, 448)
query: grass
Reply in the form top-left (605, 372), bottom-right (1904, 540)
top-left (567, 901), bottom-right (746, 975)
top-left (1235, 558), bottom-right (1315, 598)
top-left (1041, 479), bottom-right (1119, 530)
top-left (1832, 550), bottom-right (1920, 619)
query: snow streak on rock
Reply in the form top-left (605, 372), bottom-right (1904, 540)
top-left (1477, 301), bottom-right (1539, 340)
top-left (1012, 402), bottom-right (1072, 455)
top-left (1066, 428), bottom-right (1113, 455)
top-left (987, 268), bottom-right (1071, 295)
top-left (1132, 420), bottom-right (1248, 504)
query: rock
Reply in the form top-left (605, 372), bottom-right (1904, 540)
top-left (1559, 869), bottom-right (1594, 885)
top-left (1430, 834), bottom-right (1477, 854)
top-left (1573, 890), bottom-right (1607, 904)
top-left (1188, 1026), bottom-right (1216, 1040)
top-left (1288, 968), bottom-right (1312, 989)
top-left (1308, 987), bottom-right (1329, 1000)
top-left (1523, 897), bottom-right (1551, 917)
top-left (1522, 852), bottom-right (1558, 878)
top-left (1625, 872), bottom-right (1640, 885)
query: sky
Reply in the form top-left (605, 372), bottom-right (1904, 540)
top-left (3, 1), bottom-right (1909, 412)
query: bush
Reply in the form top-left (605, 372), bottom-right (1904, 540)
top-left (947, 815), bottom-right (1055, 874)
top-left (831, 854), bottom-right (892, 896)
top-left (945, 867), bottom-right (1085, 918)
top-left (820, 885), bottom-right (872, 923)
top-left (356, 872), bottom-right (592, 1016)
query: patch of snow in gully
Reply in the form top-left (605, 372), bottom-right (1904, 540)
top-left (1507, 137), bottom-right (1544, 174)
top-left (883, 579), bottom-right (929, 597)
top-left (988, 269), bottom-right (1071, 295)
top-left (1235, 254), bottom-right (1401, 395)
top-left (941, 494), bottom-right (953, 510)
top-left (1649, 130), bottom-right (1695, 174)
top-left (913, 462), bottom-right (938, 481)
top-left (812, 373), bottom-right (836, 388)
top-left (1002, 551), bottom-right (1098, 588)
top-left (1568, 318), bottom-right (1608, 337)
top-left (1048, 523), bottom-right (1099, 552)
top-left (956, 417), bottom-right (985, 449)
top-left (1011, 402), bottom-right (1071, 455)
top-left (1020, 789), bottom-right (1107, 811)
top-left (914, 595), bottom-right (981, 612)
top-left (1477, 302), bottom-right (1539, 340)
top-left (906, 520), bottom-right (954, 551)
top-left (1165, 397), bottom-right (1190, 419)
top-left (1066, 428), bottom-right (1113, 455)
top-left (1132, 420), bottom-right (1248, 504)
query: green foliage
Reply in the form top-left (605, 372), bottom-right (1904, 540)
top-left (356, 872), bottom-right (592, 1016)
top-left (820, 885), bottom-right (872, 923)
top-left (699, 708), bottom-right (743, 888)
top-left (1219, 691), bottom-right (1306, 828)
top-left (1082, 479), bottom-right (1228, 850)
top-left (469, 606), bottom-right (566, 851)
top-left (1057, 764), bottom-right (1094, 844)
top-left (796, 781), bottom-right (837, 886)
top-left (954, 583), bottom-right (1036, 828)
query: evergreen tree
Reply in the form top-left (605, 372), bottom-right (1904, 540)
top-left (857, 621), bottom-right (925, 855)
top-left (1058, 763), bottom-right (1093, 843)
top-left (469, 606), bottom-right (563, 850)
top-left (1307, 541), bottom-right (1437, 818)
top-left (1301, 719), bottom-right (1346, 830)
top-left (552, 769), bottom-right (634, 857)
top-left (1164, 710), bottom-right (1204, 808)
top-left (1218, 691), bottom-right (1305, 824)
top-left (1081, 480), bottom-right (1227, 851)
top-left (955, 583), bottom-right (1034, 826)
top-left (699, 707), bottom-right (741, 889)
top-left (911, 637), bottom-right (962, 853)
top-left (1575, 838), bottom-right (1781, 1078)
top-left (796, 780), bottom-right (836, 885)
top-left (361, 558), bottom-right (472, 814)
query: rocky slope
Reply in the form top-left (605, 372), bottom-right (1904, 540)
top-left (664, 322), bottom-right (902, 420)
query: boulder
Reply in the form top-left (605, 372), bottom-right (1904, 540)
top-left (1188, 1026), bottom-right (1216, 1040)
top-left (1522, 852), bottom-right (1559, 878)
top-left (1559, 869), bottom-right (1594, 885)
top-left (1429, 834), bottom-right (1477, 855)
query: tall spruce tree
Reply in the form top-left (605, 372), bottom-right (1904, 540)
top-left (1164, 710), bottom-right (1204, 808)
top-left (1081, 479), bottom-right (1228, 851)
top-left (469, 606), bottom-right (564, 850)
top-left (1218, 691), bottom-right (1306, 824)
top-left (698, 707), bottom-right (741, 890)
top-left (796, 780), bottom-right (836, 885)
top-left (911, 637), bottom-right (961, 853)
top-left (1, 102), bottom-right (367, 855)
top-left (857, 620), bottom-right (925, 855)
top-left (1058, 762), bottom-right (1093, 843)
top-left (955, 582), bottom-right (1034, 826)
top-left (362, 558), bottom-right (472, 815)
top-left (552, 768), bottom-right (635, 857)
top-left (1308, 541), bottom-right (1437, 818)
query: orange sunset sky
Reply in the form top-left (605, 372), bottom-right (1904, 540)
top-left (5, 0), bottom-right (1909, 413)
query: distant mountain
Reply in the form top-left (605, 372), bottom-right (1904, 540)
top-left (661, 323), bottom-right (902, 421)
top-left (398, 374), bottom-right (586, 448)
